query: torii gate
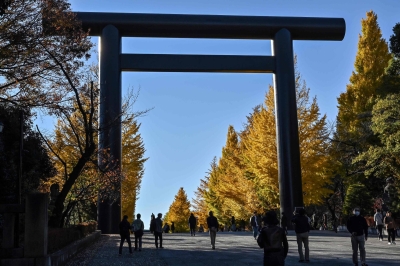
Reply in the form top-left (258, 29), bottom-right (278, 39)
top-left (75, 12), bottom-right (345, 233)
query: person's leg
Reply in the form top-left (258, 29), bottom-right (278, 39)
top-left (378, 225), bottom-right (383, 240)
top-left (139, 236), bottom-right (142, 250)
top-left (303, 232), bottom-right (309, 261)
top-left (296, 234), bottom-right (304, 261)
top-left (134, 233), bottom-right (138, 250)
top-left (119, 236), bottom-right (125, 254)
top-left (253, 226), bottom-right (258, 239)
top-left (358, 235), bottom-right (366, 264)
top-left (127, 235), bottom-right (132, 253)
top-left (351, 235), bottom-right (358, 265)
top-left (160, 233), bottom-right (163, 248)
top-left (155, 232), bottom-right (159, 248)
top-left (388, 229), bottom-right (392, 243)
top-left (393, 229), bottom-right (396, 242)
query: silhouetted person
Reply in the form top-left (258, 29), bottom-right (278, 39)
top-left (150, 213), bottom-right (155, 234)
top-left (280, 212), bottom-right (288, 235)
top-left (231, 216), bottom-right (236, 231)
top-left (257, 211), bottom-right (288, 266)
top-left (291, 208), bottom-right (310, 263)
top-left (250, 211), bottom-right (260, 239)
top-left (347, 207), bottom-right (368, 266)
top-left (132, 213), bottom-right (144, 251)
top-left (198, 224), bottom-right (204, 233)
top-left (119, 215), bottom-right (132, 255)
top-left (189, 213), bottom-right (197, 236)
top-left (207, 211), bottom-right (219, 249)
top-left (322, 213), bottom-right (328, 230)
top-left (171, 222), bottom-right (175, 233)
top-left (163, 223), bottom-right (170, 233)
top-left (154, 213), bottom-right (164, 248)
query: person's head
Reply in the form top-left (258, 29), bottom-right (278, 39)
top-left (253, 211), bottom-right (257, 216)
top-left (263, 211), bottom-right (279, 225)
top-left (353, 207), bottom-right (360, 216)
top-left (386, 211), bottom-right (392, 217)
top-left (191, 213), bottom-right (194, 216)
top-left (299, 208), bottom-right (306, 216)
top-left (137, 213), bottom-right (141, 219)
top-left (123, 215), bottom-right (128, 220)
top-left (209, 211), bottom-right (213, 216)
top-left (158, 213), bottom-right (162, 218)
top-left (151, 213), bottom-right (155, 219)
top-left (376, 209), bottom-right (381, 213)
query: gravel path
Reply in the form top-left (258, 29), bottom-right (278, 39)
top-left (64, 230), bottom-right (400, 266)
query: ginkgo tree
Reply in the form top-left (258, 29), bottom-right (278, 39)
top-left (165, 187), bottom-right (191, 232)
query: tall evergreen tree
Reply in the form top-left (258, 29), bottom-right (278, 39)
top-left (165, 187), bottom-right (191, 232)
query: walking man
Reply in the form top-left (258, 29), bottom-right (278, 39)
top-left (291, 208), bottom-right (310, 263)
top-left (281, 212), bottom-right (288, 235)
top-left (207, 211), bottom-right (219, 249)
top-left (154, 213), bottom-right (164, 248)
top-left (373, 209), bottom-right (384, 241)
top-left (119, 215), bottom-right (132, 256)
top-left (189, 213), bottom-right (197, 236)
top-left (257, 211), bottom-right (288, 266)
top-left (347, 207), bottom-right (368, 266)
top-left (132, 213), bottom-right (144, 251)
top-left (384, 211), bottom-right (396, 245)
top-left (250, 211), bottom-right (260, 239)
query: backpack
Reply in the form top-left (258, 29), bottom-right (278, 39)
top-left (257, 226), bottom-right (283, 252)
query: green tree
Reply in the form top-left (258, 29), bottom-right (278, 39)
top-left (343, 183), bottom-right (373, 216)
top-left (165, 187), bottom-right (191, 232)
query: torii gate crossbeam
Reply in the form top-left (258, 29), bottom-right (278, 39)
top-left (75, 12), bottom-right (345, 233)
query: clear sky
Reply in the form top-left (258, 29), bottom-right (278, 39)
top-left (62, 0), bottom-right (400, 228)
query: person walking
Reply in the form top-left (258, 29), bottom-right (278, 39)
top-left (132, 213), bottom-right (144, 251)
top-left (154, 213), bottom-right (164, 248)
top-left (118, 215), bottom-right (133, 256)
top-left (373, 209), bottom-right (384, 241)
top-left (189, 213), bottom-right (197, 236)
top-left (257, 211), bottom-right (288, 266)
top-left (347, 207), bottom-right (368, 266)
top-left (250, 211), bottom-right (260, 240)
top-left (150, 213), bottom-right (155, 234)
top-left (291, 208), bottom-right (310, 263)
top-left (384, 211), bottom-right (396, 245)
top-left (322, 213), bottom-right (328, 230)
top-left (207, 211), bottom-right (219, 249)
top-left (281, 212), bottom-right (288, 235)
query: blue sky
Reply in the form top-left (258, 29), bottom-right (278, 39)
top-left (61, 0), bottom-right (400, 227)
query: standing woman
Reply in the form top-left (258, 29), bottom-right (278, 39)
top-left (384, 211), bottom-right (396, 245)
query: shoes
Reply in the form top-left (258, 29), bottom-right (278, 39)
top-left (380, 239), bottom-right (382, 241)
top-left (388, 242), bottom-right (392, 245)
top-left (212, 246), bottom-right (215, 250)
top-left (299, 260), bottom-right (305, 263)
top-left (361, 263), bottom-right (368, 266)
top-left (156, 246), bottom-right (158, 249)
top-left (160, 246), bottom-right (164, 249)
top-left (392, 241), bottom-right (396, 245)
top-left (129, 252), bottom-right (133, 254)
top-left (119, 254), bottom-right (122, 256)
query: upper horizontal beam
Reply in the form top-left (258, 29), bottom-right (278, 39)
top-left (120, 54), bottom-right (275, 73)
top-left (75, 12), bottom-right (345, 41)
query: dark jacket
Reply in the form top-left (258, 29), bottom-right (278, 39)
top-left (291, 215), bottom-right (310, 234)
top-left (281, 214), bottom-right (288, 227)
top-left (347, 215), bottom-right (368, 237)
top-left (207, 215), bottom-right (219, 229)
top-left (257, 225), bottom-right (288, 266)
top-left (189, 215), bottom-right (197, 227)
top-left (154, 217), bottom-right (163, 233)
top-left (119, 219), bottom-right (131, 236)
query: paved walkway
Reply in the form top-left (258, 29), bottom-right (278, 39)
top-left (70, 230), bottom-right (399, 266)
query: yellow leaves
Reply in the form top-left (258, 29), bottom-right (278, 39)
top-left (165, 187), bottom-right (191, 232)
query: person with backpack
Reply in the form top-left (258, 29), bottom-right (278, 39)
top-left (373, 209), bottom-right (384, 241)
top-left (118, 215), bottom-right (133, 256)
top-left (257, 211), bottom-right (288, 266)
top-left (291, 208), bottom-right (310, 263)
top-left (131, 213), bottom-right (144, 251)
top-left (347, 207), bottom-right (368, 266)
top-left (188, 213), bottom-right (197, 236)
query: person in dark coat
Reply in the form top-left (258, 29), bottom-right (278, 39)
top-left (347, 207), bottom-right (368, 266)
top-left (291, 208), bottom-right (310, 263)
top-left (132, 213), bottom-right (144, 251)
top-left (154, 213), bottom-right (164, 248)
top-left (250, 211), bottom-right (261, 239)
top-left (207, 211), bottom-right (219, 249)
top-left (119, 215), bottom-right (132, 255)
top-left (257, 211), bottom-right (288, 266)
top-left (188, 213), bottom-right (197, 236)
top-left (150, 213), bottom-right (155, 234)
top-left (171, 222), bottom-right (175, 233)
top-left (280, 212), bottom-right (288, 235)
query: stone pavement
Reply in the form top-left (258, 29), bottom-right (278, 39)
top-left (75, 230), bottom-right (399, 266)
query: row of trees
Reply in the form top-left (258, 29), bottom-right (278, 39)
top-left (0, 0), bottom-right (149, 228)
top-left (186, 11), bottom-right (400, 229)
